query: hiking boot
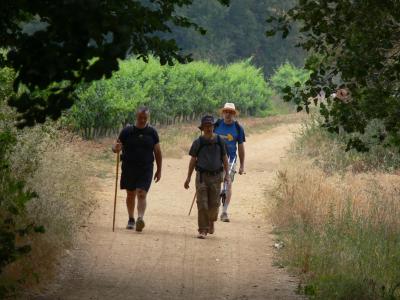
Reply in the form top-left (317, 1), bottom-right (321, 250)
top-left (220, 212), bottom-right (230, 222)
top-left (197, 231), bottom-right (207, 239)
top-left (208, 221), bottom-right (215, 234)
top-left (136, 217), bottom-right (145, 232)
top-left (126, 218), bottom-right (135, 230)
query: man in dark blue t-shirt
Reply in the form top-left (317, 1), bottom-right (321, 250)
top-left (214, 103), bottom-right (246, 222)
top-left (112, 107), bottom-right (162, 232)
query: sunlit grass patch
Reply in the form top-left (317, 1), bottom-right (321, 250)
top-left (270, 116), bottom-right (400, 299)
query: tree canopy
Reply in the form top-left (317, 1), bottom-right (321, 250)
top-left (1, 0), bottom-right (228, 127)
top-left (267, 0), bottom-right (400, 150)
top-left (166, 0), bottom-right (305, 75)
top-left (65, 57), bottom-right (273, 139)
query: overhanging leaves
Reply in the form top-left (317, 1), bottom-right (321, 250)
top-left (1, 0), bottom-right (230, 127)
top-left (267, 0), bottom-right (400, 150)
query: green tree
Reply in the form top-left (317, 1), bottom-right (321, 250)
top-left (267, 0), bottom-right (400, 150)
top-left (168, 0), bottom-right (305, 75)
top-left (65, 57), bottom-right (273, 138)
top-left (270, 62), bottom-right (311, 96)
top-left (1, 0), bottom-right (229, 127)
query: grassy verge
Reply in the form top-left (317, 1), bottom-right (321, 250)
top-left (0, 123), bottom-right (95, 297)
top-left (270, 117), bottom-right (400, 299)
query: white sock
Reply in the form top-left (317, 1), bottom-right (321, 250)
top-left (137, 199), bottom-right (146, 219)
top-left (222, 204), bottom-right (229, 214)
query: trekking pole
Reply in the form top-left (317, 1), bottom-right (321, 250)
top-left (188, 191), bottom-right (197, 216)
top-left (112, 152), bottom-right (120, 232)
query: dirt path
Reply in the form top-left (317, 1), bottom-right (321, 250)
top-left (37, 123), bottom-right (302, 300)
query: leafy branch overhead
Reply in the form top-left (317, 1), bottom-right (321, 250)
top-left (1, 0), bottom-right (229, 127)
top-left (267, 0), bottom-right (400, 150)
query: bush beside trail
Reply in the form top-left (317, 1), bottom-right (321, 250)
top-left (0, 67), bottom-right (95, 298)
top-left (270, 116), bottom-right (400, 299)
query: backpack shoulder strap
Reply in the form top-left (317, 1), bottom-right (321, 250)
top-left (234, 121), bottom-right (245, 142)
top-left (196, 136), bottom-right (206, 157)
top-left (214, 119), bottom-right (222, 129)
top-left (196, 135), bottom-right (224, 160)
top-left (234, 121), bottom-right (240, 133)
top-left (217, 134), bottom-right (224, 161)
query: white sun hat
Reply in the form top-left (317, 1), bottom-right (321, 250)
top-left (220, 102), bottom-right (239, 115)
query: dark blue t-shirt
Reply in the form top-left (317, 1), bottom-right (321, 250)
top-left (214, 120), bottom-right (245, 162)
top-left (118, 125), bottom-right (159, 166)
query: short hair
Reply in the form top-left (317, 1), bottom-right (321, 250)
top-left (136, 106), bottom-right (150, 114)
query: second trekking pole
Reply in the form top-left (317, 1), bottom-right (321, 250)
top-left (112, 152), bottom-right (120, 232)
top-left (188, 191), bottom-right (197, 216)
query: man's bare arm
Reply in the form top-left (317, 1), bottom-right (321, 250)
top-left (238, 143), bottom-right (245, 174)
top-left (154, 143), bottom-right (162, 182)
top-left (184, 157), bottom-right (197, 189)
top-left (112, 139), bottom-right (122, 153)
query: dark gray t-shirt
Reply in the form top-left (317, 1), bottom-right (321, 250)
top-left (189, 135), bottom-right (227, 172)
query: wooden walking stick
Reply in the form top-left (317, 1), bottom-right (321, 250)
top-left (188, 191), bottom-right (197, 216)
top-left (112, 152), bottom-right (120, 232)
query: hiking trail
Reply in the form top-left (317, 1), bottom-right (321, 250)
top-left (36, 123), bottom-right (302, 300)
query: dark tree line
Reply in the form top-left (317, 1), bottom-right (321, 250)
top-left (165, 0), bottom-right (305, 75)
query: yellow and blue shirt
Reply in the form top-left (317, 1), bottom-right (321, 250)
top-left (214, 119), bottom-right (245, 162)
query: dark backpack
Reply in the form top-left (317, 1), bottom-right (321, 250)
top-left (196, 134), bottom-right (225, 163)
top-left (214, 119), bottom-right (246, 142)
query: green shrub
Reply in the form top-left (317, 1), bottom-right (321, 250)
top-left (270, 62), bottom-right (311, 97)
top-left (0, 65), bottom-right (94, 297)
top-left (64, 57), bottom-right (274, 139)
top-left (0, 129), bottom-right (45, 298)
top-left (293, 114), bottom-right (400, 174)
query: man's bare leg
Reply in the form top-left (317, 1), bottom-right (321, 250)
top-left (221, 182), bottom-right (232, 222)
top-left (136, 189), bottom-right (147, 231)
top-left (126, 190), bottom-right (136, 218)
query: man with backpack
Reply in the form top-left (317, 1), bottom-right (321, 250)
top-left (112, 107), bottom-right (162, 232)
top-left (184, 115), bottom-right (230, 239)
top-left (214, 103), bottom-right (246, 222)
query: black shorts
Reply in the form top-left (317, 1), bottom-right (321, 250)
top-left (120, 163), bottom-right (154, 192)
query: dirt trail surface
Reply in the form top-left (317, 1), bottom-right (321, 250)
top-left (37, 124), bottom-right (302, 300)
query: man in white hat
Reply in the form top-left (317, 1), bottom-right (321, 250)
top-left (214, 103), bottom-right (245, 222)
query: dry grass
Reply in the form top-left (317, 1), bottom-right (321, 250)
top-left (271, 161), bottom-right (400, 233)
top-left (293, 115), bottom-right (400, 174)
top-left (1, 125), bottom-right (96, 295)
top-left (270, 119), bottom-right (400, 299)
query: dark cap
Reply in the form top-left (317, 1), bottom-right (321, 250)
top-left (136, 106), bottom-right (150, 114)
top-left (198, 115), bottom-right (215, 130)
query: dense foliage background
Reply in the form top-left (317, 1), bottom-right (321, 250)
top-left (267, 0), bottom-right (400, 150)
top-left (64, 57), bottom-right (276, 139)
top-left (167, 0), bottom-right (305, 75)
top-left (1, 0), bottom-right (230, 126)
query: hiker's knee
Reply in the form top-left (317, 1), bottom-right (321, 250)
top-left (196, 201), bottom-right (208, 211)
top-left (136, 189), bottom-right (147, 200)
top-left (196, 194), bottom-right (208, 211)
top-left (126, 190), bottom-right (136, 200)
